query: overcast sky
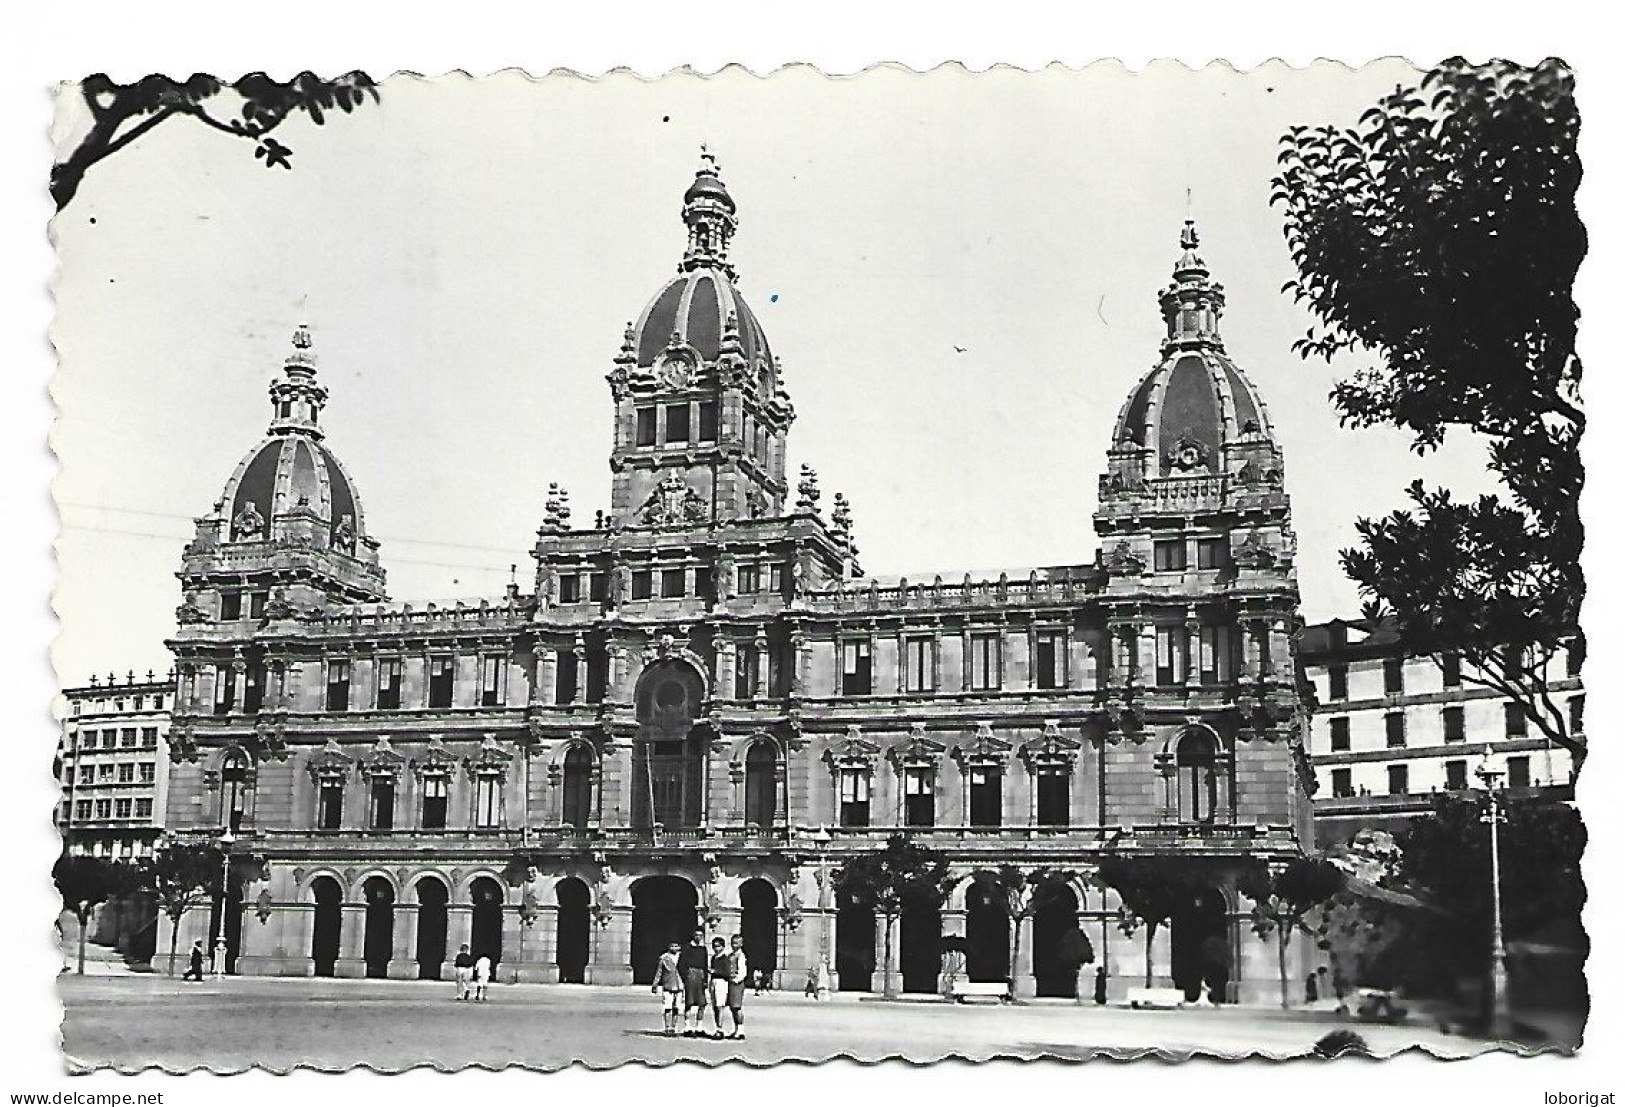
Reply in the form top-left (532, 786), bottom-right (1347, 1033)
top-left (51, 60), bottom-right (1501, 684)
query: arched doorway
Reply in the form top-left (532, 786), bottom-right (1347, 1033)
top-left (835, 888), bottom-right (875, 993)
top-left (633, 661), bottom-right (708, 829)
top-left (1176, 730), bottom-right (1220, 824)
top-left (739, 878), bottom-right (778, 984)
top-left (630, 875), bottom-right (698, 984)
top-left (1033, 884), bottom-right (1081, 998)
top-left (561, 745), bottom-right (593, 830)
top-left (362, 876), bottom-right (395, 979)
top-left (965, 877), bottom-right (1010, 984)
top-left (900, 895), bottom-right (942, 994)
top-left (743, 741), bottom-right (777, 827)
top-left (555, 877), bottom-right (591, 984)
top-left (469, 877), bottom-right (504, 974)
top-left (415, 877), bottom-right (449, 980)
top-left (310, 876), bottom-right (342, 978)
top-left (1170, 885), bottom-right (1229, 1003)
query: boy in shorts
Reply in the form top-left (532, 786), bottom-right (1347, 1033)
top-left (653, 940), bottom-right (684, 1036)
top-left (707, 937), bottom-right (731, 1038)
top-left (725, 933), bottom-right (749, 1038)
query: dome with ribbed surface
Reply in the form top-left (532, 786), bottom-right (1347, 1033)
top-left (632, 267), bottom-right (773, 370)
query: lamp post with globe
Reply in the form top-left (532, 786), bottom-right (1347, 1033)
top-left (1474, 748), bottom-right (1512, 1040)
top-left (808, 825), bottom-right (834, 998)
top-left (211, 830), bottom-right (234, 979)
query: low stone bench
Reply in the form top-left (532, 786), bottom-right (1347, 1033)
top-left (1125, 987), bottom-right (1187, 1009)
top-left (949, 980), bottom-right (1011, 1004)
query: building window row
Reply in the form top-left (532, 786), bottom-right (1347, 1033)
top-left (315, 771), bottom-right (502, 831)
top-left (219, 589), bottom-right (268, 622)
top-left (76, 727), bottom-right (160, 751)
top-left (832, 760), bottom-right (1074, 830)
top-left (1326, 697), bottom-right (1581, 751)
top-left (314, 653), bottom-right (511, 713)
top-left (634, 401), bottom-right (720, 448)
top-left (70, 797), bottom-right (152, 821)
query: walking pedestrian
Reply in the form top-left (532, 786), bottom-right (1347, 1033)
top-left (725, 933), bottom-right (749, 1039)
top-left (182, 940), bottom-right (206, 982)
top-left (653, 940), bottom-right (684, 1036)
top-left (453, 943), bottom-right (474, 1001)
top-left (1305, 972), bottom-right (1319, 1003)
top-left (707, 937), bottom-right (731, 1038)
top-left (678, 928), bottom-right (709, 1036)
top-left (473, 952), bottom-right (492, 1001)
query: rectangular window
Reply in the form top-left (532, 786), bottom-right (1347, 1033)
top-left (838, 771), bottom-right (870, 828)
top-left (968, 633), bottom-right (1000, 691)
top-left (968, 767), bottom-right (1002, 827)
top-left (1501, 644), bottom-right (1526, 681)
top-left (76, 799), bottom-right (92, 821)
top-left (1195, 537), bottom-right (1227, 570)
top-left (473, 776), bottom-right (501, 828)
top-left (479, 655), bottom-right (506, 707)
top-left (1155, 627), bottom-right (1186, 686)
top-left (317, 782), bottom-right (344, 830)
top-left (214, 664), bottom-right (235, 716)
top-left (903, 636), bottom-right (934, 694)
top-left (134, 798), bottom-right (152, 819)
top-left (139, 727), bottom-right (157, 749)
top-left (369, 778), bottom-right (394, 830)
top-left (100, 731), bottom-right (116, 750)
top-left (63, 767), bottom-right (74, 786)
top-left (768, 564), bottom-right (784, 594)
top-left (139, 763), bottom-right (155, 783)
top-left (840, 640), bottom-right (872, 696)
top-left (631, 570), bottom-right (653, 600)
top-left (1441, 652), bottom-right (1462, 688)
top-left (586, 650), bottom-right (609, 704)
top-left (557, 573), bottom-right (581, 603)
top-left (661, 568), bottom-right (686, 598)
top-left (1386, 764), bottom-right (1409, 796)
top-left (1507, 755), bottom-right (1531, 789)
top-left (1444, 759), bottom-right (1468, 791)
top-left (665, 403), bottom-right (690, 443)
top-left (1383, 657), bottom-right (1405, 695)
top-left (1198, 625), bottom-right (1230, 684)
top-left (243, 664), bottom-right (264, 713)
top-left (117, 763), bottom-right (134, 783)
top-left (1443, 706), bottom-right (1466, 743)
top-left (1384, 712), bottom-right (1406, 748)
top-left (1504, 702), bottom-right (1527, 739)
top-left (153, 694), bottom-right (164, 710)
top-left (249, 591), bottom-right (266, 619)
top-left (737, 564), bottom-right (760, 594)
top-left (1330, 768), bottom-right (1352, 798)
top-left (115, 798), bottom-right (132, 819)
top-left (421, 775), bottom-right (448, 829)
top-left (377, 658), bottom-right (403, 710)
top-left (698, 401), bottom-right (718, 442)
top-left (428, 657), bottom-right (454, 708)
top-left (1569, 694), bottom-right (1584, 736)
top-left (1327, 663), bottom-right (1348, 701)
top-left (695, 566), bottom-right (713, 600)
top-left (903, 769), bottom-right (934, 827)
top-left (99, 763), bottom-right (115, 781)
top-left (220, 591), bottom-right (242, 620)
top-left (326, 659), bottom-right (351, 712)
top-left (120, 728), bottom-right (137, 748)
top-left (1035, 631), bottom-right (1062, 690)
top-left (733, 645), bottom-right (757, 699)
top-left (588, 571), bottom-right (608, 603)
top-left (95, 799), bottom-right (112, 820)
top-left (555, 649), bottom-right (579, 705)
top-left (636, 406), bottom-right (657, 446)
top-left (1153, 540), bottom-right (1187, 572)
top-left (1035, 772), bottom-right (1070, 825)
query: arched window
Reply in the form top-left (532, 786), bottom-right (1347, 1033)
top-left (1176, 730), bottom-right (1219, 823)
top-left (221, 750), bottom-right (251, 832)
top-left (562, 744), bottom-right (593, 829)
top-left (743, 740), bottom-right (777, 827)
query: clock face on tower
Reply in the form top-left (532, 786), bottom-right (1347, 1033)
top-left (658, 355), bottom-right (693, 390)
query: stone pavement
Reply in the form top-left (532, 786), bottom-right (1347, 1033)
top-left (59, 974), bottom-right (1492, 1071)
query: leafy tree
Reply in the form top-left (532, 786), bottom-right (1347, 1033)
top-left (1239, 856), bottom-right (1347, 1008)
top-left (981, 865), bottom-right (1074, 999)
top-left (1273, 59), bottom-right (1584, 765)
top-left (137, 842), bottom-right (224, 976)
top-left (52, 71), bottom-right (379, 211)
top-left (833, 834), bottom-right (955, 999)
top-left (53, 852), bottom-right (136, 975)
top-left (1095, 856), bottom-right (1199, 988)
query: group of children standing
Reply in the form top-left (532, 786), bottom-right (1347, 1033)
top-left (654, 929), bottom-right (749, 1039)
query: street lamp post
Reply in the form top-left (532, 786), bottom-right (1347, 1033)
top-left (808, 826), bottom-right (833, 998)
top-left (1474, 749), bottom-right (1512, 1041)
top-left (213, 830), bottom-right (235, 979)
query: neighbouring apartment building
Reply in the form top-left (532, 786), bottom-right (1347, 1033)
top-left (57, 671), bottom-right (173, 860)
top-left (1297, 618), bottom-right (1581, 845)
top-left (156, 155), bottom-right (1315, 1003)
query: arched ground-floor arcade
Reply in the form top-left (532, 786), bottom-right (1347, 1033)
top-left (157, 850), bottom-right (1316, 1005)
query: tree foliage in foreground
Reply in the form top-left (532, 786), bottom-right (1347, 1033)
top-left (1239, 856), bottom-right (1347, 1009)
top-left (53, 71), bottom-right (379, 211)
top-left (1273, 58), bottom-right (1585, 764)
top-left (834, 835), bottom-right (955, 999)
top-left (53, 852), bottom-right (137, 974)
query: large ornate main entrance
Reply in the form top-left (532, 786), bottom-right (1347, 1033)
top-left (630, 875), bottom-right (698, 984)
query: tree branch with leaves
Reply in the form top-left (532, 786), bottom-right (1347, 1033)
top-left (1239, 856), bottom-right (1347, 1009)
top-left (53, 852), bottom-right (137, 975)
top-left (833, 835), bottom-right (956, 1000)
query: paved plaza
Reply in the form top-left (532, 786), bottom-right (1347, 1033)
top-left (60, 975), bottom-right (1489, 1071)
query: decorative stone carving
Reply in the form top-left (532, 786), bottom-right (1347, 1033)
top-left (1104, 541), bottom-right (1146, 577)
top-left (638, 473), bottom-right (708, 526)
top-left (332, 513), bottom-right (357, 553)
top-left (255, 888), bottom-right (274, 924)
top-left (1233, 531), bottom-right (1277, 569)
top-left (306, 738), bottom-right (352, 782)
top-left (176, 594), bottom-right (209, 624)
top-left (541, 483), bottom-right (572, 532)
top-left (1165, 433), bottom-right (1210, 473)
top-left (231, 500), bottom-right (265, 540)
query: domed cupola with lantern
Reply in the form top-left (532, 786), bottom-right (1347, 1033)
top-left (605, 151), bottom-right (795, 527)
top-left (173, 325), bottom-right (387, 633)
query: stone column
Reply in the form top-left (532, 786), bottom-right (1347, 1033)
top-left (591, 905), bottom-right (635, 986)
top-left (571, 636), bottom-right (587, 705)
top-left (539, 648), bottom-right (557, 706)
top-left (1012, 914), bottom-right (1036, 998)
top-left (753, 631), bottom-right (768, 698)
top-left (716, 638), bottom-right (736, 702)
top-left (895, 630), bottom-right (907, 694)
top-left (334, 903), bottom-right (367, 978)
top-left (1184, 617), bottom-right (1201, 688)
top-left (447, 904), bottom-right (475, 962)
top-left (391, 906), bottom-right (419, 980)
top-left (960, 627), bottom-right (973, 692)
top-left (930, 627), bottom-right (943, 692)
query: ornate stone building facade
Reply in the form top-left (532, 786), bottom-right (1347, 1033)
top-left (162, 157), bottom-right (1312, 1001)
